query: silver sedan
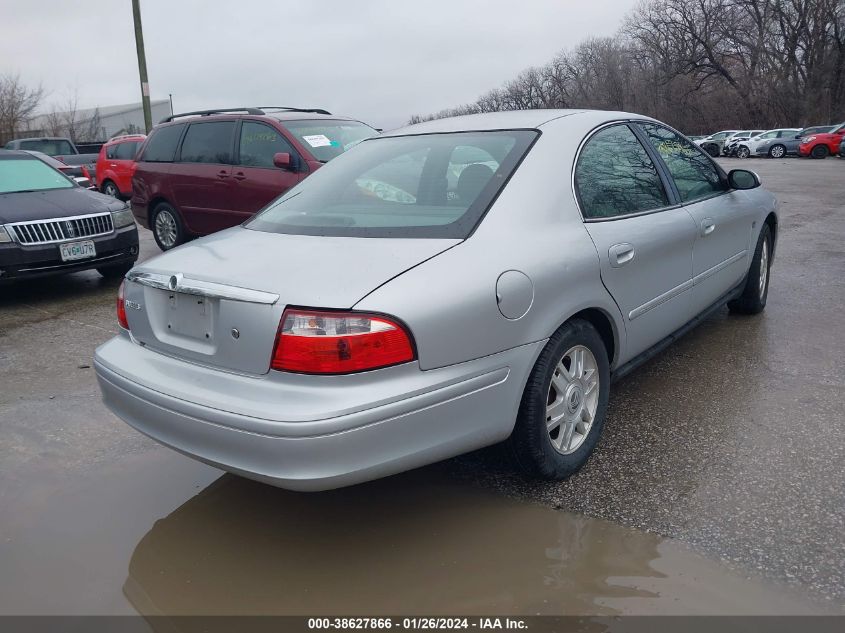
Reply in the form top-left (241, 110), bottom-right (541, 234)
top-left (95, 110), bottom-right (777, 491)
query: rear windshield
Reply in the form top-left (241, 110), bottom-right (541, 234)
top-left (0, 158), bottom-right (73, 193)
top-left (18, 139), bottom-right (75, 156)
top-left (282, 120), bottom-right (378, 162)
top-left (246, 130), bottom-right (538, 239)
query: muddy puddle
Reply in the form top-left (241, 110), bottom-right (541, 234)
top-left (0, 449), bottom-right (831, 617)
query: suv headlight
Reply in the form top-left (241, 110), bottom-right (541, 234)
top-left (0, 226), bottom-right (11, 243)
top-left (111, 206), bottom-right (135, 229)
top-left (803, 136), bottom-right (816, 143)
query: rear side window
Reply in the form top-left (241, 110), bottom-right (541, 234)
top-left (179, 121), bottom-right (235, 164)
top-left (238, 122), bottom-right (295, 168)
top-left (140, 124), bottom-right (184, 162)
top-left (574, 124), bottom-right (669, 219)
top-left (637, 123), bottom-right (727, 203)
top-left (114, 141), bottom-right (140, 160)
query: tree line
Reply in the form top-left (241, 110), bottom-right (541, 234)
top-left (410, 0), bottom-right (845, 133)
top-left (0, 74), bottom-right (102, 145)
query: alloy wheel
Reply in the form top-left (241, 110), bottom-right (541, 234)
top-left (546, 345), bottom-right (600, 455)
top-left (104, 183), bottom-right (118, 197)
top-left (759, 239), bottom-right (769, 298)
top-left (770, 145), bottom-right (785, 158)
top-left (155, 209), bottom-right (178, 249)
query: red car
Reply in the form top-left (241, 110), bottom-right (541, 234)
top-left (97, 134), bottom-right (146, 198)
top-left (798, 122), bottom-right (845, 158)
top-left (130, 107), bottom-right (377, 250)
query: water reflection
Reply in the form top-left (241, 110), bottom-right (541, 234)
top-left (124, 467), bottom-right (666, 617)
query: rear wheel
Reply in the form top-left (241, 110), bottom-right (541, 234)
top-left (737, 146), bottom-right (751, 159)
top-left (728, 224), bottom-right (772, 315)
top-left (810, 144), bottom-right (829, 159)
top-left (705, 144), bottom-right (720, 157)
top-left (509, 319), bottom-right (610, 480)
top-left (101, 180), bottom-right (119, 197)
top-left (768, 144), bottom-right (786, 159)
top-left (152, 202), bottom-right (185, 251)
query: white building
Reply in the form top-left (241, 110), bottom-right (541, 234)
top-left (26, 99), bottom-right (172, 141)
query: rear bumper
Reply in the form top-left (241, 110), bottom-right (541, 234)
top-left (94, 334), bottom-right (544, 491)
top-left (0, 225), bottom-right (138, 282)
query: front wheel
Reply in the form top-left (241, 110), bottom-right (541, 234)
top-left (737, 146), bottom-right (751, 159)
top-left (810, 145), bottom-right (829, 159)
top-left (768, 144), bottom-right (786, 159)
top-left (509, 319), bottom-right (610, 480)
top-left (728, 224), bottom-right (772, 315)
top-left (152, 202), bottom-right (185, 251)
top-left (101, 181), bottom-right (120, 198)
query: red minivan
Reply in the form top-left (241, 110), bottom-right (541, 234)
top-left (130, 107), bottom-right (377, 250)
top-left (97, 134), bottom-right (146, 198)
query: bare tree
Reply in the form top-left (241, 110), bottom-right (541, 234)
top-left (0, 74), bottom-right (44, 144)
top-left (42, 92), bottom-right (103, 142)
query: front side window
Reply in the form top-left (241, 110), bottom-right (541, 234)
top-left (759, 131), bottom-right (779, 139)
top-left (0, 158), bottom-right (73, 193)
top-left (246, 130), bottom-right (536, 238)
top-left (179, 121), bottom-right (235, 164)
top-left (574, 124), bottom-right (669, 219)
top-left (282, 120), bottom-right (377, 163)
top-left (239, 122), bottom-right (296, 168)
top-left (140, 124), bottom-right (184, 162)
top-left (106, 145), bottom-right (119, 159)
top-left (637, 123), bottom-right (727, 203)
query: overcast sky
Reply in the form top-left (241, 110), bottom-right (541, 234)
top-left (1, 0), bottom-right (638, 130)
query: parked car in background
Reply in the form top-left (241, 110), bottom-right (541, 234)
top-left (723, 130), bottom-right (764, 156)
top-left (22, 150), bottom-right (95, 188)
top-left (737, 125), bottom-right (833, 159)
top-left (97, 134), bottom-right (146, 198)
top-left (798, 123), bottom-right (845, 158)
top-left (687, 135), bottom-right (706, 141)
top-left (696, 130), bottom-right (738, 157)
top-left (3, 136), bottom-right (99, 181)
top-left (131, 106), bottom-right (378, 251)
top-left (737, 128), bottom-right (801, 159)
top-left (0, 150), bottom-right (138, 282)
top-left (839, 136), bottom-right (845, 157)
top-left (96, 109), bottom-right (778, 491)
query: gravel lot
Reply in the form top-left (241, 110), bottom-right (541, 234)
top-left (1, 156), bottom-right (843, 613)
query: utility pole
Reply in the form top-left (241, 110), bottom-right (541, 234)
top-left (131, 0), bottom-right (153, 133)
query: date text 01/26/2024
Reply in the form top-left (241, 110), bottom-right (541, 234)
top-left (307, 618), bottom-right (528, 630)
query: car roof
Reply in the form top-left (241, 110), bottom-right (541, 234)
top-left (7, 136), bottom-right (71, 142)
top-left (380, 109), bottom-right (667, 137)
top-left (157, 108), bottom-right (361, 126)
top-left (0, 149), bottom-right (38, 160)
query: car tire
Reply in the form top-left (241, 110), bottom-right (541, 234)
top-left (728, 224), bottom-right (772, 315)
top-left (810, 145), bottom-right (829, 159)
top-left (509, 318), bottom-right (610, 480)
top-left (97, 261), bottom-right (134, 279)
top-left (705, 144), bottom-right (720, 157)
top-left (737, 146), bottom-right (751, 159)
top-left (101, 180), bottom-right (120, 198)
top-left (768, 144), bottom-right (786, 159)
top-left (152, 202), bottom-right (185, 251)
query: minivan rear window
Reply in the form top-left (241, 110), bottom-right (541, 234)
top-left (246, 130), bottom-right (538, 239)
top-left (140, 124), bottom-right (185, 162)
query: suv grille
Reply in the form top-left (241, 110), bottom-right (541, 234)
top-left (8, 213), bottom-right (114, 245)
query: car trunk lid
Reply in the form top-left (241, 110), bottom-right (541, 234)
top-left (123, 227), bottom-right (459, 375)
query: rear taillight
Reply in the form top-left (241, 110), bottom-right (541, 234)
top-left (117, 281), bottom-right (129, 330)
top-left (271, 309), bottom-right (415, 374)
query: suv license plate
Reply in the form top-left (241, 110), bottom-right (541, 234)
top-left (60, 240), bottom-right (96, 262)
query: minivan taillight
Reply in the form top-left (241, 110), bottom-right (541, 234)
top-left (117, 281), bottom-right (129, 330)
top-left (271, 309), bottom-right (415, 374)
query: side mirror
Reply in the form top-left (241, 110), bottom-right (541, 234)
top-left (728, 169), bottom-right (760, 190)
top-left (273, 152), bottom-right (292, 170)
top-left (795, 134), bottom-right (802, 139)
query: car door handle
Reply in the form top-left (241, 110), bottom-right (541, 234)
top-left (233, 172), bottom-right (246, 180)
top-left (701, 219), bottom-right (716, 236)
top-left (216, 170), bottom-right (229, 179)
top-left (609, 243), bottom-right (635, 268)
top-left (110, 163), bottom-right (118, 168)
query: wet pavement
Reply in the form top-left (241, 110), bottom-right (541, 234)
top-left (1, 157), bottom-right (844, 615)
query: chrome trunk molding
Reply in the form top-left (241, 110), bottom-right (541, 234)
top-left (127, 270), bottom-right (280, 305)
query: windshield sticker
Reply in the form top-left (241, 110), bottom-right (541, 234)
top-left (303, 134), bottom-right (332, 148)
